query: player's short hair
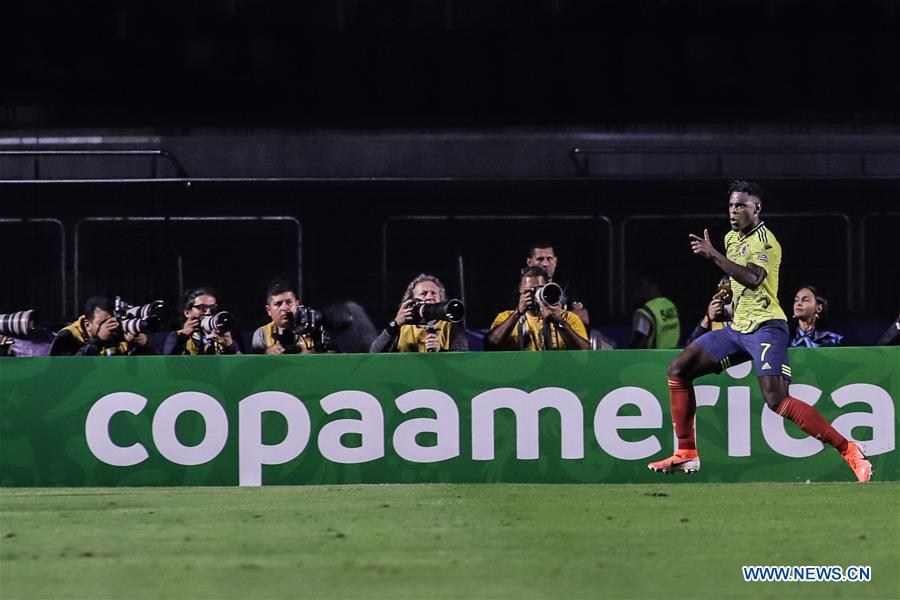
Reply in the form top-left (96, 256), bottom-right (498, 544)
top-left (83, 296), bottom-right (114, 319)
top-left (520, 266), bottom-right (549, 282)
top-left (728, 180), bottom-right (764, 204)
top-left (527, 241), bottom-right (555, 257)
top-left (266, 279), bottom-right (297, 304)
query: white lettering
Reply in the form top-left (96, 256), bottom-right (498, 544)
top-left (318, 391), bottom-right (384, 464)
top-left (393, 390), bottom-right (459, 463)
top-left (85, 392), bottom-right (149, 467)
top-left (594, 387), bottom-right (661, 460)
top-left (727, 386), bottom-right (751, 457)
top-left (152, 392), bottom-right (228, 466)
top-left (472, 387), bottom-right (583, 460)
top-left (238, 391), bottom-right (310, 487)
top-left (725, 360), bottom-right (753, 380)
top-left (831, 384), bottom-right (895, 455)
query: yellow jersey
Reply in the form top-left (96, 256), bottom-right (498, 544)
top-left (724, 221), bottom-right (787, 333)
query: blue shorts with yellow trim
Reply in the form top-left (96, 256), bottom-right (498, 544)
top-left (693, 320), bottom-right (792, 380)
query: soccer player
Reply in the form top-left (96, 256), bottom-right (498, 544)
top-left (647, 181), bottom-right (872, 483)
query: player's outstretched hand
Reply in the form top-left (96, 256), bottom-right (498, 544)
top-left (689, 228), bottom-right (716, 259)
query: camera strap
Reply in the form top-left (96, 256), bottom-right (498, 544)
top-left (541, 319), bottom-right (554, 351)
top-left (518, 315), bottom-right (527, 351)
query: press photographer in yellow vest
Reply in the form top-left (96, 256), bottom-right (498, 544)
top-left (370, 274), bottom-right (468, 353)
top-left (251, 279), bottom-right (332, 354)
top-left (165, 287), bottom-right (240, 355)
top-left (485, 266), bottom-right (589, 351)
top-left (49, 296), bottom-right (156, 356)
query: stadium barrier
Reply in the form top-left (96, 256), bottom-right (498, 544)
top-left (1, 347), bottom-right (896, 486)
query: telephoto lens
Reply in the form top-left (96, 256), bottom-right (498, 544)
top-left (200, 312), bottom-right (234, 336)
top-left (419, 299), bottom-right (465, 323)
top-left (125, 300), bottom-right (172, 323)
top-left (535, 283), bottom-right (563, 307)
top-left (0, 309), bottom-right (36, 337)
top-left (119, 315), bottom-right (161, 335)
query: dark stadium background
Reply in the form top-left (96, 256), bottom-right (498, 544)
top-left (2, 0), bottom-right (899, 347)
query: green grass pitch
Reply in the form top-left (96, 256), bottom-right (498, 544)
top-left (1, 483), bottom-right (898, 599)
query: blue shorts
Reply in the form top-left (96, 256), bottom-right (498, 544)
top-left (693, 320), bottom-right (792, 380)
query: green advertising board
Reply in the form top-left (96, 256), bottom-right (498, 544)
top-left (0, 348), bottom-right (897, 487)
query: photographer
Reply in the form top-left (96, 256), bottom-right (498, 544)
top-left (486, 266), bottom-right (589, 351)
top-left (164, 287), bottom-right (240, 355)
top-left (525, 241), bottom-right (590, 328)
top-left (684, 277), bottom-right (733, 346)
top-left (370, 274), bottom-right (467, 353)
top-left (49, 296), bottom-right (155, 356)
top-left (876, 307), bottom-right (900, 346)
top-left (0, 335), bottom-right (14, 357)
top-left (252, 279), bottom-right (332, 354)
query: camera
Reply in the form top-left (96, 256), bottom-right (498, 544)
top-left (118, 315), bottom-right (161, 336)
top-left (123, 299), bottom-right (171, 322)
top-left (276, 306), bottom-right (330, 353)
top-left (409, 299), bottom-right (465, 324)
top-left (200, 311), bottom-right (234, 336)
top-left (114, 297), bottom-right (171, 336)
top-left (0, 309), bottom-right (36, 337)
top-left (713, 280), bottom-right (733, 304)
top-left (296, 306), bottom-right (323, 334)
top-left (528, 282), bottom-right (563, 313)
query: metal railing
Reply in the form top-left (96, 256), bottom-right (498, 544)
top-left (381, 214), bottom-right (614, 316)
top-left (570, 146), bottom-right (900, 178)
top-left (0, 218), bottom-right (66, 316)
top-left (0, 149), bottom-right (188, 180)
top-left (73, 216), bottom-right (301, 313)
top-left (859, 211), bottom-right (900, 310)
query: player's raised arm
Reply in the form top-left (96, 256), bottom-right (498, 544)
top-left (689, 229), bottom-right (766, 290)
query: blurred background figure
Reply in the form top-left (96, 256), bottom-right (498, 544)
top-left (0, 335), bottom-right (15, 357)
top-left (630, 273), bottom-right (681, 349)
top-left (321, 301), bottom-right (378, 354)
top-left (876, 308), bottom-right (900, 346)
top-left (685, 278), bottom-right (732, 346)
top-left (790, 285), bottom-right (844, 348)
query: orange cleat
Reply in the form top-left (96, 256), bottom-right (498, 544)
top-left (647, 449), bottom-right (700, 474)
top-left (840, 442), bottom-right (872, 483)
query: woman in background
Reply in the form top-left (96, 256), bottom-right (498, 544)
top-left (790, 285), bottom-right (843, 348)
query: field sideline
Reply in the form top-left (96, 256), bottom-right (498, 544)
top-left (1, 483), bottom-right (897, 599)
